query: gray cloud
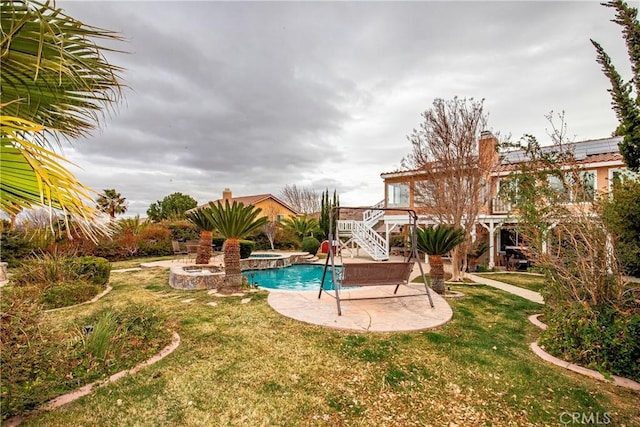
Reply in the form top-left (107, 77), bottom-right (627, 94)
top-left (58, 1), bottom-right (629, 216)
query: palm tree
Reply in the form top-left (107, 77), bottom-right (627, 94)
top-left (416, 225), bottom-right (466, 295)
top-left (204, 201), bottom-right (268, 290)
top-left (282, 215), bottom-right (320, 241)
top-left (96, 189), bottom-right (128, 220)
top-left (1, 1), bottom-right (124, 237)
top-left (185, 208), bottom-right (217, 265)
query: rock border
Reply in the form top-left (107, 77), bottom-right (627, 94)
top-left (5, 332), bottom-right (181, 427)
top-left (528, 314), bottom-right (640, 391)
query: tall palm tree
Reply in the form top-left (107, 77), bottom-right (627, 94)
top-left (416, 225), bottom-right (466, 295)
top-left (282, 215), bottom-right (320, 241)
top-left (185, 208), bottom-right (217, 265)
top-left (204, 201), bottom-right (267, 290)
top-left (96, 189), bottom-right (128, 220)
top-left (1, 0), bottom-right (124, 237)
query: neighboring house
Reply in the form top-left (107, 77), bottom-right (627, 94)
top-left (379, 133), bottom-right (633, 267)
top-left (340, 133), bottom-right (635, 265)
top-left (196, 188), bottom-right (299, 221)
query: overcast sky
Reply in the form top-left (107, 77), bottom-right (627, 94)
top-left (57, 0), bottom-right (630, 217)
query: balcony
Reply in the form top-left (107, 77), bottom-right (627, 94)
top-left (491, 197), bottom-right (512, 214)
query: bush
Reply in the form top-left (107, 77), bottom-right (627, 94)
top-left (0, 300), bottom-right (171, 421)
top-left (41, 281), bottom-right (103, 309)
top-left (167, 220), bottom-right (199, 242)
top-left (539, 304), bottom-right (640, 382)
top-left (301, 236), bottom-right (321, 255)
top-left (74, 256), bottom-right (111, 285)
top-left (239, 240), bottom-right (255, 259)
top-left (136, 224), bottom-right (172, 256)
top-left (0, 229), bottom-right (36, 267)
top-left (601, 178), bottom-right (640, 277)
top-left (13, 252), bottom-right (78, 285)
top-left (275, 228), bottom-right (299, 250)
top-left (212, 237), bottom-right (225, 252)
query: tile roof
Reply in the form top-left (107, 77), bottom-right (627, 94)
top-left (198, 194), bottom-right (299, 215)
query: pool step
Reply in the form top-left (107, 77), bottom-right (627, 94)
top-left (299, 253), bottom-right (320, 263)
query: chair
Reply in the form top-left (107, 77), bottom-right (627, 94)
top-left (172, 240), bottom-right (188, 262)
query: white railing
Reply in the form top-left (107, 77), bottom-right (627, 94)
top-left (362, 200), bottom-right (385, 226)
top-left (491, 197), bottom-right (512, 214)
top-left (348, 220), bottom-right (389, 260)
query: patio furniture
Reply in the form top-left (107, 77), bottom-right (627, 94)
top-left (505, 246), bottom-right (529, 271)
top-left (171, 240), bottom-right (188, 262)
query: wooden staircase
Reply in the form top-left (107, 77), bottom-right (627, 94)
top-left (337, 201), bottom-right (389, 261)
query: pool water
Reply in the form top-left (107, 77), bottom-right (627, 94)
top-left (243, 264), bottom-right (341, 291)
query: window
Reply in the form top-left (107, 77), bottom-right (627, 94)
top-left (276, 214), bottom-right (286, 223)
top-left (387, 183), bottom-right (409, 207)
top-left (609, 168), bottom-right (639, 191)
top-left (575, 170), bottom-right (595, 202)
top-left (547, 171), bottom-right (595, 203)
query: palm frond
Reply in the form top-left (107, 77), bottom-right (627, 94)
top-left (416, 225), bottom-right (466, 256)
top-left (205, 201), bottom-right (268, 239)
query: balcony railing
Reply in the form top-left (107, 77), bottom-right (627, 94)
top-left (491, 197), bottom-right (512, 214)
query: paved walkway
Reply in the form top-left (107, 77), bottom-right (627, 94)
top-left (466, 273), bottom-right (544, 304)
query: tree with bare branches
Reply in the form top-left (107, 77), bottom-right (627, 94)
top-left (279, 185), bottom-right (320, 214)
top-left (403, 97), bottom-right (494, 281)
top-left (262, 205), bottom-right (281, 250)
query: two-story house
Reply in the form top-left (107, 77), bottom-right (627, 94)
top-left (377, 133), bottom-right (631, 268)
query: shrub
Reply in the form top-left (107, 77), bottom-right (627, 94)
top-left (239, 240), bottom-right (255, 259)
top-left (167, 220), bottom-right (199, 242)
top-left (13, 252), bottom-right (78, 285)
top-left (301, 236), bottom-right (321, 255)
top-left (539, 304), bottom-right (640, 382)
top-left (275, 228), bottom-right (299, 250)
top-left (0, 229), bottom-right (36, 267)
top-left (41, 281), bottom-right (103, 309)
top-left (137, 224), bottom-right (172, 256)
top-left (212, 237), bottom-right (226, 252)
top-left (74, 256), bottom-right (111, 285)
top-left (0, 301), bottom-right (171, 421)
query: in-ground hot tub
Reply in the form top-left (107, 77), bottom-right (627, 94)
top-left (169, 265), bottom-right (225, 290)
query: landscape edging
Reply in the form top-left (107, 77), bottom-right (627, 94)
top-left (5, 332), bottom-right (181, 427)
top-left (528, 314), bottom-right (640, 391)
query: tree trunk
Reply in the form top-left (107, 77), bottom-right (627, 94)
top-left (222, 238), bottom-right (244, 291)
top-left (450, 247), bottom-right (464, 282)
top-left (196, 230), bottom-right (212, 264)
top-left (429, 254), bottom-right (446, 294)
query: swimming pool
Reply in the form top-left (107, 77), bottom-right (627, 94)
top-left (243, 264), bottom-right (341, 291)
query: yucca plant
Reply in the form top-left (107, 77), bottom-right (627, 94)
top-left (185, 208), bottom-right (217, 265)
top-left (204, 201), bottom-right (268, 290)
top-left (416, 225), bottom-right (466, 294)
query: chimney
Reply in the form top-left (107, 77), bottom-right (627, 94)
top-left (222, 188), bottom-right (232, 202)
top-left (478, 131), bottom-right (498, 171)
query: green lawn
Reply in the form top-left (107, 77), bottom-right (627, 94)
top-left (15, 269), bottom-right (640, 426)
top-left (475, 272), bottom-right (547, 293)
